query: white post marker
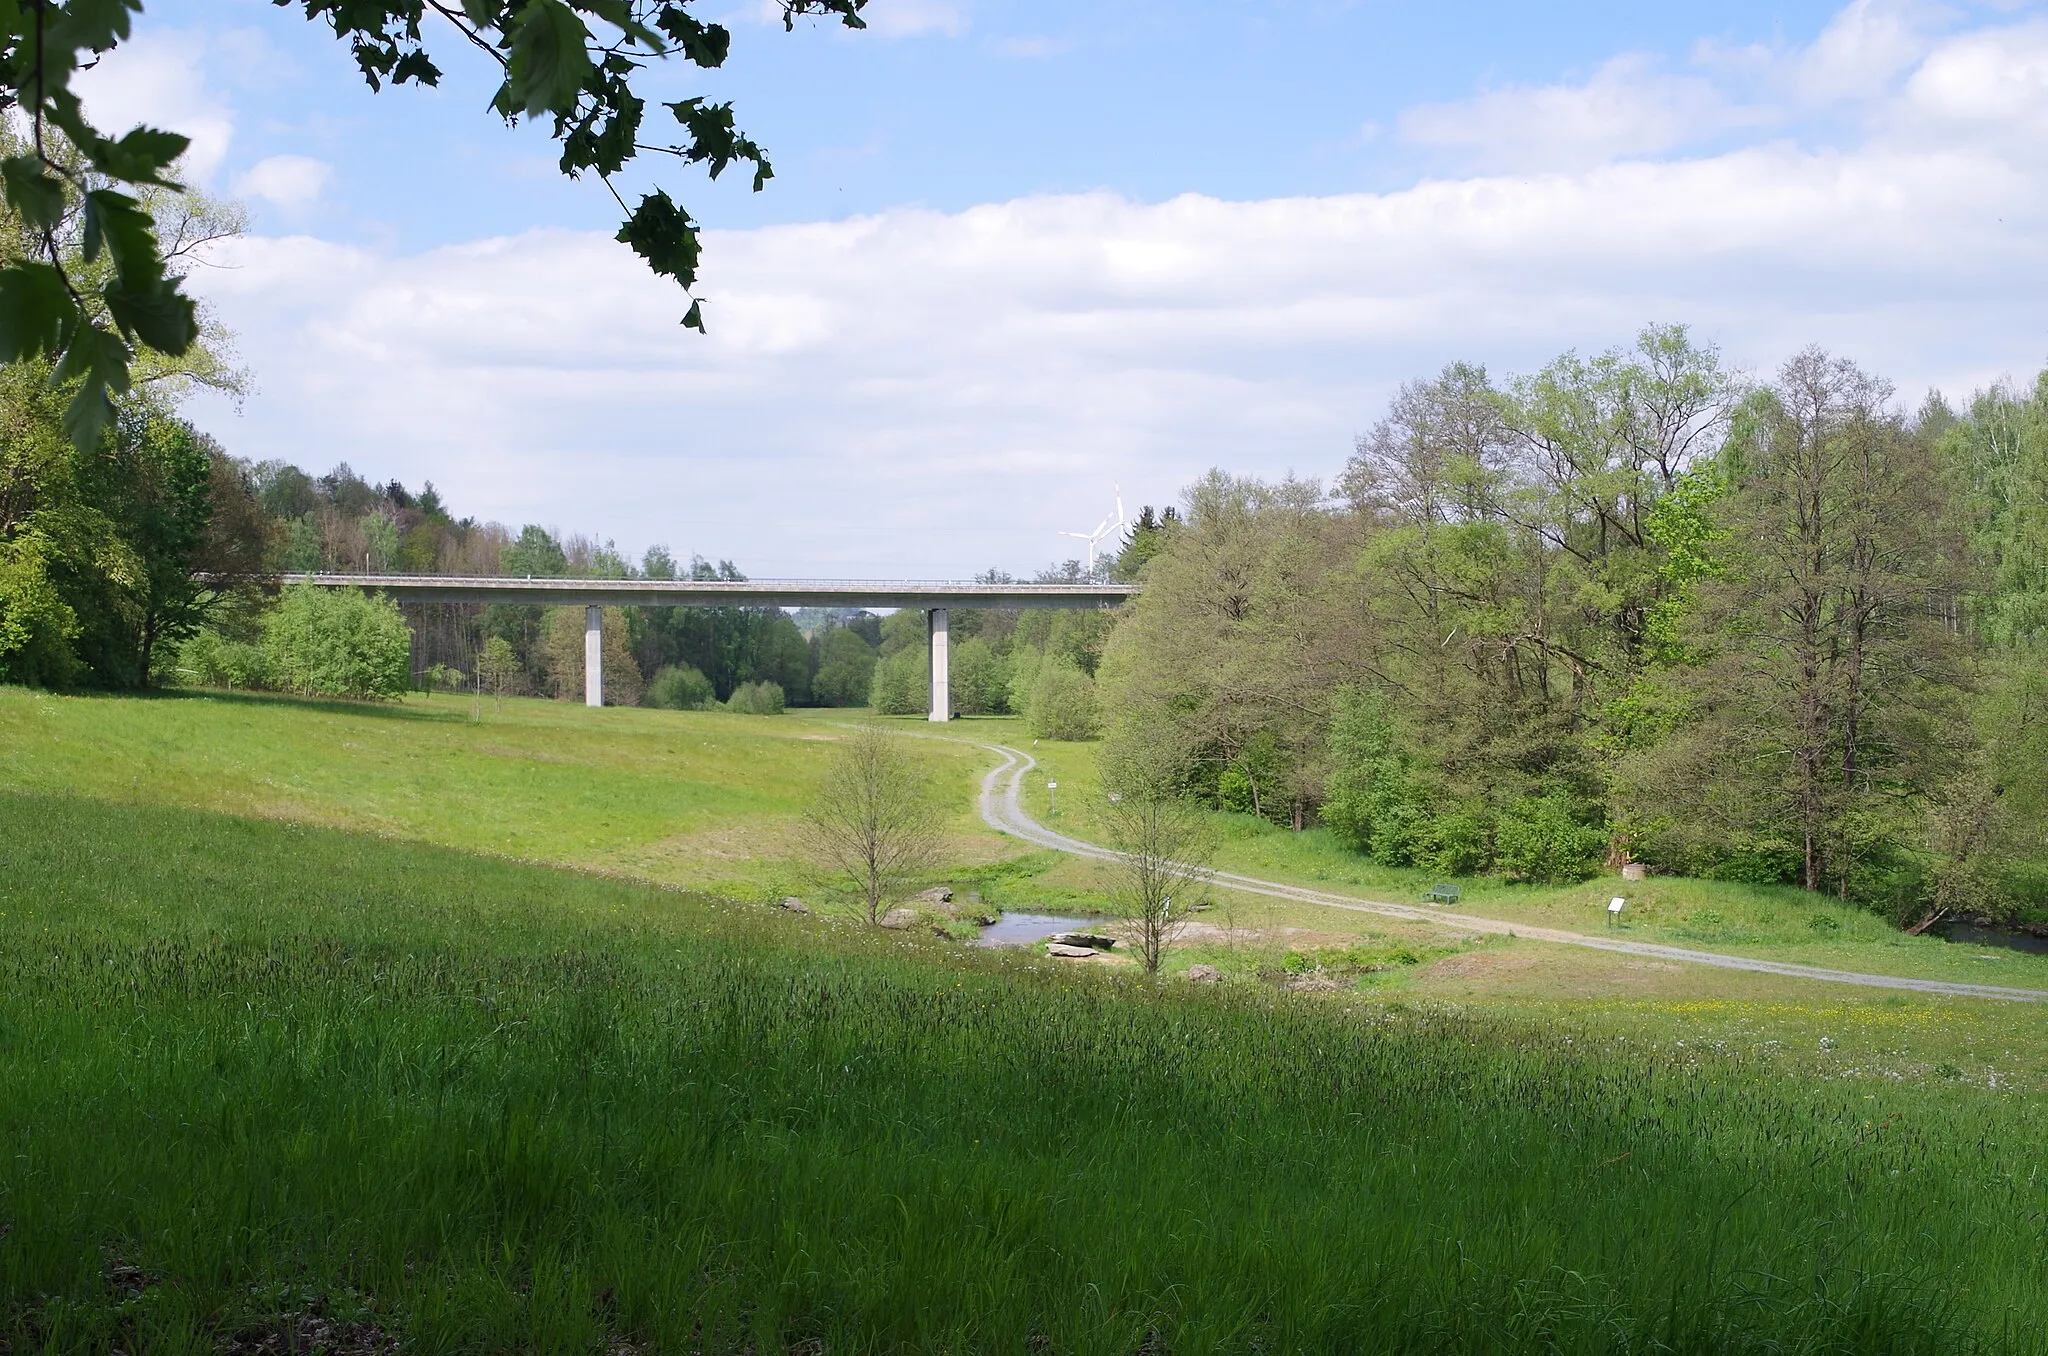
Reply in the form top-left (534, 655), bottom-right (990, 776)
top-left (1608, 896), bottom-right (1627, 926)
top-left (1047, 780), bottom-right (1058, 815)
top-left (584, 605), bottom-right (603, 708)
top-left (927, 607), bottom-right (951, 722)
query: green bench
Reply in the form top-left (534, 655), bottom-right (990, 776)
top-left (1422, 882), bottom-right (1461, 906)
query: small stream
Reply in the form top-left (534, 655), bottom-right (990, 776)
top-left (974, 912), bottom-right (1095, 948)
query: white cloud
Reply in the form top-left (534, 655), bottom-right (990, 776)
top-left (1897, 18), bottom-right (2048, 139)
top-left (1791, 0), bottom-right (1950, 103)
top-left (1403, 0), bottom-right (1968, 172)
top-left (235, 154), bottom-right (333, 210)
top-left (862, 0), bottom-right (968, 38)
top-left (75, 30), bottom-right (233, 183)
top-left (1397, 53), bottom-right (1752, 170)
top-left (161, 2), bottom-right (2048, 577)
top-left (995, 35), bottom-right (1071, 59)
top-left (181, 159), bottom-right (2048, 575)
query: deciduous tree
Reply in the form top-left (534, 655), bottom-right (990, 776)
top-left (805, 724), bottom-right (941, 924)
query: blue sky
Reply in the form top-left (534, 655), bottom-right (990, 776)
top-left (89, 0), bottom-right (2048, 574)
top-left (132, 0), bottom-right (1862, 241)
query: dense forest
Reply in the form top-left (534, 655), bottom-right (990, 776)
top-left (1104, 330), bottom-right (2048, 924)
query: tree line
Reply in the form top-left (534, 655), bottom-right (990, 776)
top-left (1102, 329), bottom-right (2048, 926)
top-left (1, 413), bottom-right (1125, 729)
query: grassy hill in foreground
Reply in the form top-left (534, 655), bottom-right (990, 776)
top-left (4, 791), bottom-right (2048, 1353)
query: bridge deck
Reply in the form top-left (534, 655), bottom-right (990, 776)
top-left (285, 574), bottom-right (1131, 610)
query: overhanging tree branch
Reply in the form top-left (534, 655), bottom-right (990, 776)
top-left (0, 0), bottom-right (867, 446)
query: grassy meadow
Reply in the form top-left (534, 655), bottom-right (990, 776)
top-left (0, 686), bottom-right (1012, 902)
top-left (5, 788), bottom-right (2048, 1353)
top-left (7, 687), bottom-right (2048, 1350)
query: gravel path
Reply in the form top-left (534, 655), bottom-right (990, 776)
top-left (972, 740), bottom-right (2048, 1003)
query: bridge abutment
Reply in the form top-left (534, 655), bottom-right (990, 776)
top-left (928, 608), bottom-right (950, 722)
top-left (584, 606), bottom-right (603, 707)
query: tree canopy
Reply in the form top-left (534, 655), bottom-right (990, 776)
top-left (1102, 329), bottom-right (2048, 923)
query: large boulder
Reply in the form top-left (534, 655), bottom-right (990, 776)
top-left (779, 896), bottom-right (809, 914)
top-left (1050, 931), bottom-right (1116, 951)
top-left (1045, 942), bottom-right (1101, 959)
top-left (916, 887), bottom-right (955, 904)
top-left (879, 908), bottom-right (918, 930)
top-left (1184, 964), bottom-right (1222, 983)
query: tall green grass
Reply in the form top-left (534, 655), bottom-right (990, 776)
top-left (3, 791), bottom-right (2045, 1353)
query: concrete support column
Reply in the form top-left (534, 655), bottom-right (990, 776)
top-left (927, 607), bottom-right (950, 722)
top-left (584, 605), bottom-right (604, 708)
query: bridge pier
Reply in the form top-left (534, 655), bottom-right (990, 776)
top-left (584, 605), bottom-right (603, 707)
top-left (928, 607), bottom-right (950, 722)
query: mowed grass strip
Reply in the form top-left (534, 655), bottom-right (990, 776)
top-left (3, 793), bottom-right (2044, 1353)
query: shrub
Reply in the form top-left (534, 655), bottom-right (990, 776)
top-left (647, 663), bottom-right (716, 710)
top-left (0, 530), bottom-right (81, 688)
top-left (811, 629), bottom-right (878, 707)
top-left (949, 637), bottom-right (1010, 715)
top-left (1323, 687), bottom-right (1432, 865)
top-left (423, 663), bottom-right (467, 694)
top-left (726, 680), bottom-right (786, 715)
top-left (1215, 730), bottom-right (1289, 823)
top-left (1415, 806), bottom-right (1493, 877)
top-left (1006, 648), bottom-right (1040, 717)
top-left (1027, 658), bottom-right (1098, 741)
top-left (175, 628), bottom-right (270, 690)
top-left (1494, 793), bottom-right (1605, 884)
top-left (868, 647), bottom-right (926, 715)
top-left (262, 585), bottom-right (412, 700)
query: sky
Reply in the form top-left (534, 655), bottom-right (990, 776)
top-left (85, 0), bottom-right (2048, 576)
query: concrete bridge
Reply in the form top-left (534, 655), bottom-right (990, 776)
top-left (286, 573), bottom-right (1133, 721)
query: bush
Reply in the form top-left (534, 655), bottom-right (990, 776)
top-left (1027, 657), bottom-right (1099, 741)
top-left (1215, 730), bottom-right (1290, 824)
top-left (868, 647), bottom-right (926, 715)
top-left (812, 629), bottom-right (878, 707)
top-left (262, 585), bottom-right (412, 700)
top-left (1324, 761), bottom-right (1433, 866)
top-left (949, 637), bottom-right (1011, 715)
top-left (1323, 687), bottom-right (1437, 865)
top-left (0, 531), bottom-right (81, 688)
top-left (647, 664), bottom-right (716, 710)
top-left (1006, 648), bottom-right (1040, 717)
top-left (175, 628), bottom-right (270, 690)
top-left (1415, 806), bottom-right (1493, 876)
top-left (726, 680), bottom-right (786, 715)
top-left (423, 663), bottom-right (467, 694)
top-left (1494, 793), bottom-right (1605, 884)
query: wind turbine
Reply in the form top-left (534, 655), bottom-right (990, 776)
top-left (1059, 485), bottom-right (1126, 572)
